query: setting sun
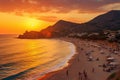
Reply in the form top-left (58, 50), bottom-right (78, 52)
top-left (25, 18), bottom-right (41, 30)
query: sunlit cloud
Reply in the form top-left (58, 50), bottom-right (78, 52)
top-left (0, 0), bottom-right (120, 14)
top-left (100, 3), bottom-right (120, 11)
top-left (38, 16), bottom-right (59, 22)
top-left (0, 0), bottom-right (120, 23)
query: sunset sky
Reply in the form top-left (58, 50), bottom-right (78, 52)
top-left (0, 0), bottom-right (120, 34)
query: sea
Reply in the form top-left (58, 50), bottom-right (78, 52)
top-left (0, 34), bottom-right (76, 80)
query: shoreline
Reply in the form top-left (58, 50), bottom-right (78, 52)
top-left (38, 38), bottom-right (120, 80)
top-left (38, 38), bottom-right (79, 80)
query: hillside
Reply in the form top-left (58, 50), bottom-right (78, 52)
top-left (72, 10), bottom-right (120, 33)
top-left (18, 10), bottom-right (120, 39)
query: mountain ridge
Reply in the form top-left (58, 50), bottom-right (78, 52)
top-left (18, 10), bottom-right (120, 39)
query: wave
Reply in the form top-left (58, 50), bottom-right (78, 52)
top-left (0, 36), bottom-right (76, 80)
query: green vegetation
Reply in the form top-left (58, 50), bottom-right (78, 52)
top-left (109, 73), bottom-right (116, 79)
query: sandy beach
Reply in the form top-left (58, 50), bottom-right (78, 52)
top-left (39, 38), bottom-right (120, 80)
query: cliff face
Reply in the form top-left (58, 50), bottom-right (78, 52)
top-left (18, 10), bottom-right (120, 39)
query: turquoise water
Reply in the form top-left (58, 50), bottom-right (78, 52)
top-left (0, 34), bottom-right (76, 80)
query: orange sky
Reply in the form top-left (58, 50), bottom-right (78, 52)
top-left (0, 12), bottom-right (52, 34)
top-left (0, 11), bottom-right (102, 34)
top-left (0, 0), bottom-right (120, 34)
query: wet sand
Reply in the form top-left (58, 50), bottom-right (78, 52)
top-left (38, 38), bottom-right (120, 80)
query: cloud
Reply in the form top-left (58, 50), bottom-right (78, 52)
top-left (0, 0), bottom-right (120, 14)
top-left (100, 3), bottom-right (120, 11)
top-left (0, 0), bottom-right (120, 23)
top-left (38, 16), bottom-right (59, 22)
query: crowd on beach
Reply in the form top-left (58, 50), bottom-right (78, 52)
top-left (64, 38), bottom-right (120, 80)
top-left (85, 42), bottom-right (120, 73)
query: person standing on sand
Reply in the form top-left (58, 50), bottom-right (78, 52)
top-left (92, 68), bottom-right (95, 73)
top-left (66, 70), bottom-right (69, 80)
top-left (83, 70), bottom-right (88, 80)
top-left (78, 56), bottom-right (79, 62)
top-left (78, 72), bottom-right (82, 80)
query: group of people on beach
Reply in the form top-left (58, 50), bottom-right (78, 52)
top-left (62, 39), bottom-right (120, 80)
top-left (66, 69), bottom-right (90, 80)
top-left (86, 41), bottom-right (120, 72)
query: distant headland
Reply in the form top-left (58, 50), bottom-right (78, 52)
top-left (18, 10), bottom-right (120, 43)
